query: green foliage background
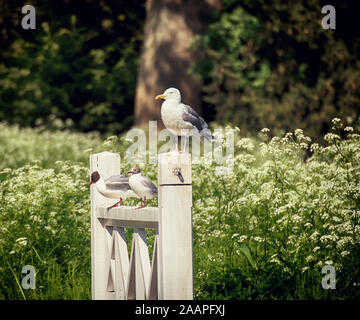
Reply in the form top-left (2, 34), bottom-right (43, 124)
top-left (190, 0), bottom-right (360, 141)
top-left (0, 0), bottom-right (145, 134)
top-left (1, 1), bottom-right (359, 140)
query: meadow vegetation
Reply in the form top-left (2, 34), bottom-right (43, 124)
top-left (0, 120), bottom-right (359, 299)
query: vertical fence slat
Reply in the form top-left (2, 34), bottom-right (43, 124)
top-left (126, 237), bottom-right (136, 300)
top-left (90, 152), bottom-right (121, 300)
top-left (126, 228), bottom-right (151, 300)
top-left (105, 226), bottom-right (115, 295)
top-left (113, 227), bottom-right (129, 300)
top-left (148, 235), bottom-right (158, 300)
top-left (134, 228), bottom-right (151, 300)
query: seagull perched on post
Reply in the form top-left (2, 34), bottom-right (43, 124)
top-left (89, 171), bottom-right (138, 209)
top-left (155, 87), bottom-right (215, 152)
top-left (127, 166), bottom-right (158, 208)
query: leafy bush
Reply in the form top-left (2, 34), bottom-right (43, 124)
top-left (0, 1), bottom-right (144, 134)
top-left (191, 0), bottom-right (360, 141)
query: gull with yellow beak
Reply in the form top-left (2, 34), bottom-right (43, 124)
top-left (155, 87), bottom-right (215, 152)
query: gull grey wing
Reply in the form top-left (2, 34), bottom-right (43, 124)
top-left (105, 174), bottom-right (132, 191)
top-left (182, 104), bottom-right (208, 132)
top-left (141, 177), bottom-right (158, 196)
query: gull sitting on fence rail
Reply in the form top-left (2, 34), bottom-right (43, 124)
top-left (127, 166), bottom-right (158, 208)
top-left (89, 171), bottom-right (138, 209)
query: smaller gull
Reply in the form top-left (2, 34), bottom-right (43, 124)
top-left (127, 166), bottom-right (158, 208)
top-left (156, 87), bottom-right (215, 152)
top-left (89, 171), bottom-right (138, 209)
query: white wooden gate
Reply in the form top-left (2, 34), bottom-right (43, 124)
top-left (90, 151), bottom-right (193, 300)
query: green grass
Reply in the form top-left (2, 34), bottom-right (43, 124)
top-left (0, 122), bottom-right (102, 170)
top-left (0, 120), bottom-right (359, 300)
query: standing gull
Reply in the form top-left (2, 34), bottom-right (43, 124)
top-left (127, 166), bottom-right (158, 208)
top-left (89, 171), bottom-right (138, 209)
top-left (155, 87), bottom-right (215, 152)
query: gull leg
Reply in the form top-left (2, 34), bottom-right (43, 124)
top-left (135, 198), bottom-right (143, 210)
top-left (107, 198), bottom-right (122, 210)
top-left (180, 136), bottom-right (187, 154)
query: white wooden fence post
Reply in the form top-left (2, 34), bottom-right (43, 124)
top-left (158, 152), bottom-right (193, 300)
top-left (90, 152), bottom-right (121, 300)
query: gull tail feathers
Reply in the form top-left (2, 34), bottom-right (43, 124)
top-left (200, 129), bottom-right (217, 141)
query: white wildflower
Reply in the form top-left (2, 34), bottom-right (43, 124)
top-left (341, 251), bottom-right (350, 257)
top-left (310, 143), bottom-right (319, 152)
top-left (316, 261), bottom-right (324, 267)
top-left (324, 133), bottom-right (341, 142)
top-left (253, 236), bottom-right (264, 243)
top-left (291, 214), bottom-right (302, 223)
top-left (238, 235), bottom-right (247, 242)
top-left (16, 237), bottom-right (28, 246)
top-left (302, 266), bottom-right (310, 273)
top-left (309, 231), bottom-right (319, 241)
top-left (236, 138), bottom-right (255, 152)
top-left (331, 118), bottom-right (341, 125)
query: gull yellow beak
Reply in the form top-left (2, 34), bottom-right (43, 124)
top-left (155, 94), bottom-right (166, 100)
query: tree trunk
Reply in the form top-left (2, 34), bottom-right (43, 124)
top-left (134, 0), bottom-right (221, 127)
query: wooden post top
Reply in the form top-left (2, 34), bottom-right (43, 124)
top-left (158, 151), bottom-right (192, 185)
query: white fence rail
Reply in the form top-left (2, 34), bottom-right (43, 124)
top-left (90, 151), bottom-right (193, 300)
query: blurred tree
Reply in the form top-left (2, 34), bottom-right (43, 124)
top-left (0, 0), bottom-right (145, 134)
top-left (190, 0), bottom-right (360, 141)
top-left (134, 0), bottom-right (221, 127)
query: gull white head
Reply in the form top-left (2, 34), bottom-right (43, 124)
top-left (155, 87), bottom-right (181, 103)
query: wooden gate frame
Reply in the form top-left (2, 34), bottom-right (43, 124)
top-left (90, 151), bottom-right (193, 300)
